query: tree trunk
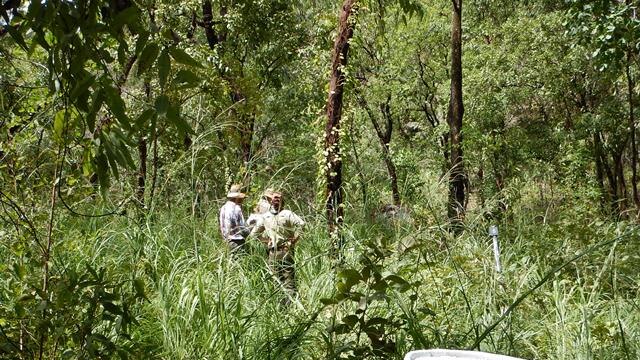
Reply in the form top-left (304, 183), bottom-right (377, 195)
top-left (614, 149), bottom-right (628, 217)
top-left (477, 165), bottom-right (485, 209)
top-left (149, 122), bottom-right (158, 207)
top-left (626, 50), bottom-right (639, 208)
top-left (326, 0), bottom-right (356, 240)
top-left (202, 0), bottom-right (218, 50)
top-left (241, 114), bottom-right (255, 165)
top-left (229, 89), bottom-right (254, 165)
top-left (136, 82), bottom-right (150, 208)
top-left (136, 136), bottom-right (147, 206)
top-left (358, 93), bottom-right (400, 206)
top-left (599, 137), bottom-right (618, 214)
top-left (593, 132), bottom-right (607, 212)
top-left (447, 0), bottom-right (466, 228)
top-left (379, 97), bottom-right (401, 206)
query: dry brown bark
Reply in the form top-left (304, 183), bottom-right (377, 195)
top-left (326, 0), bottom-right (356, 238)
top-left (447, 0), bottom-right (466, 227)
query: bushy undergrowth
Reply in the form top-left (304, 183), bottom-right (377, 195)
top-left (2, 180), bottom-right (639, 359)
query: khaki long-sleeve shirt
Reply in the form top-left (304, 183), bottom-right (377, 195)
top-left (253, 209), bottom-right (304, 250)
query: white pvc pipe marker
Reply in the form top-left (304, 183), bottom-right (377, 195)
top-left (489, 225), bottom-right (501, 273)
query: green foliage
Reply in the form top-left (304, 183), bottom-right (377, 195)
top-left (3, 0), bottom-right (640, 359)
top-left (320, 235), bottom-right (416, 358)
top-left (566, 0), bottom-right (640, 71)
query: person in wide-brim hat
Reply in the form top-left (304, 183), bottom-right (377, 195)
top-left (220, 184), bottom-right (249, 252)
top-left (251, 189), bottom-right (305, 306)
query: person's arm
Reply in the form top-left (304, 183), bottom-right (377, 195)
top-left (235, 205), bottom-right (251, 237)
top-left (291, 212), bottom-right (305, 227)
top-left (285, 210), bottom-right (305, 245)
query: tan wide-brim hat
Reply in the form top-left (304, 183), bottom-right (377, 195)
top-left (265, 190), bottom-right (282, 199)
top-left (262, 188), bottom-right (276, 199)
top-left (227, 184), bottom-right (246, 199)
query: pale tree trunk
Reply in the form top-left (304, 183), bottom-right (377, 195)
top-left (447, 0), bottom-right (466, 228)
top-left (326, 0), bottom-right (356, 241)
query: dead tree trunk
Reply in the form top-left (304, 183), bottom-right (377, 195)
top-left (447, 0), bottom-right (466, 228)
top-left (326, 0), bottom-right (356, 240)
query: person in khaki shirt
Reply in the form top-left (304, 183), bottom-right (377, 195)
top-left (252, 191), bottom-right (304, 304)
top-left (247, 188), bottom-right (275, 237)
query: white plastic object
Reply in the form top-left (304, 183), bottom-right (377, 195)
top-left (404, 349), bottom-right (525, 360)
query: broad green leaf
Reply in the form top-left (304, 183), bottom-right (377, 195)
top-left (103, 141), bottom-right (120, 179)
top-left (112, 7), bottom-right (139, 30)
top-left (6, 26), bottom-right (28, 51)
top-left (155, 95), bottom-right (169, 116)
top-left (87, 89), bottom-right (105, 130)
top-left (320, 297), bottom-right (338, 305)
top-left (167, 103), bottom-right (194, 134)
top-left (134, 32), bottom-right (149, 57)
top-left (104, 86), bottom-right (131, 130)
top-left (95, 152), bottom-right (110, 194)
top-left (53, 110), bottom-right (66, 141)
top-left (133, 279), bottom-right (146, 299)
top-left (174, 69), bottom-right (200, 87)
top-left (117, 42), bottom-right (128, 66)
top-left (327, 323), bottom-right (351, 335)
top-left (14, 304), bottom-right (25, 318)
top-left (169, 47), bottom-right (202, 68)
top-left (82, 148), bottom-right (94, 177)
top-left (385, 275), bottom-right (411, 292)
top-left (102, 302), bottom-right (122, 315)
top-left (135, 109), bottom-right (155, 130)
top-left (158, 49), bottom-right (170, 89)
top-left (337, 268), bottom-right (362, 292)
top-left (70, 74), bottom-right (95, 100)
top-left (137, 43), bottom-right (160, 76)
top-left (342, 315), bottom-right (359, 328)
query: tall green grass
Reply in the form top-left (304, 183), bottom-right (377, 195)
top-left (6, 176), bottom-right (637, 359)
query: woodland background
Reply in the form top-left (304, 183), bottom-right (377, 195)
top-left (2, 0), bottom-right (640, 359)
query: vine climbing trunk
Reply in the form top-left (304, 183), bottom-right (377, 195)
top-left (447, 0), bottom-right (466, 228)
top-left (326, 0), bottom-right (356, 242)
